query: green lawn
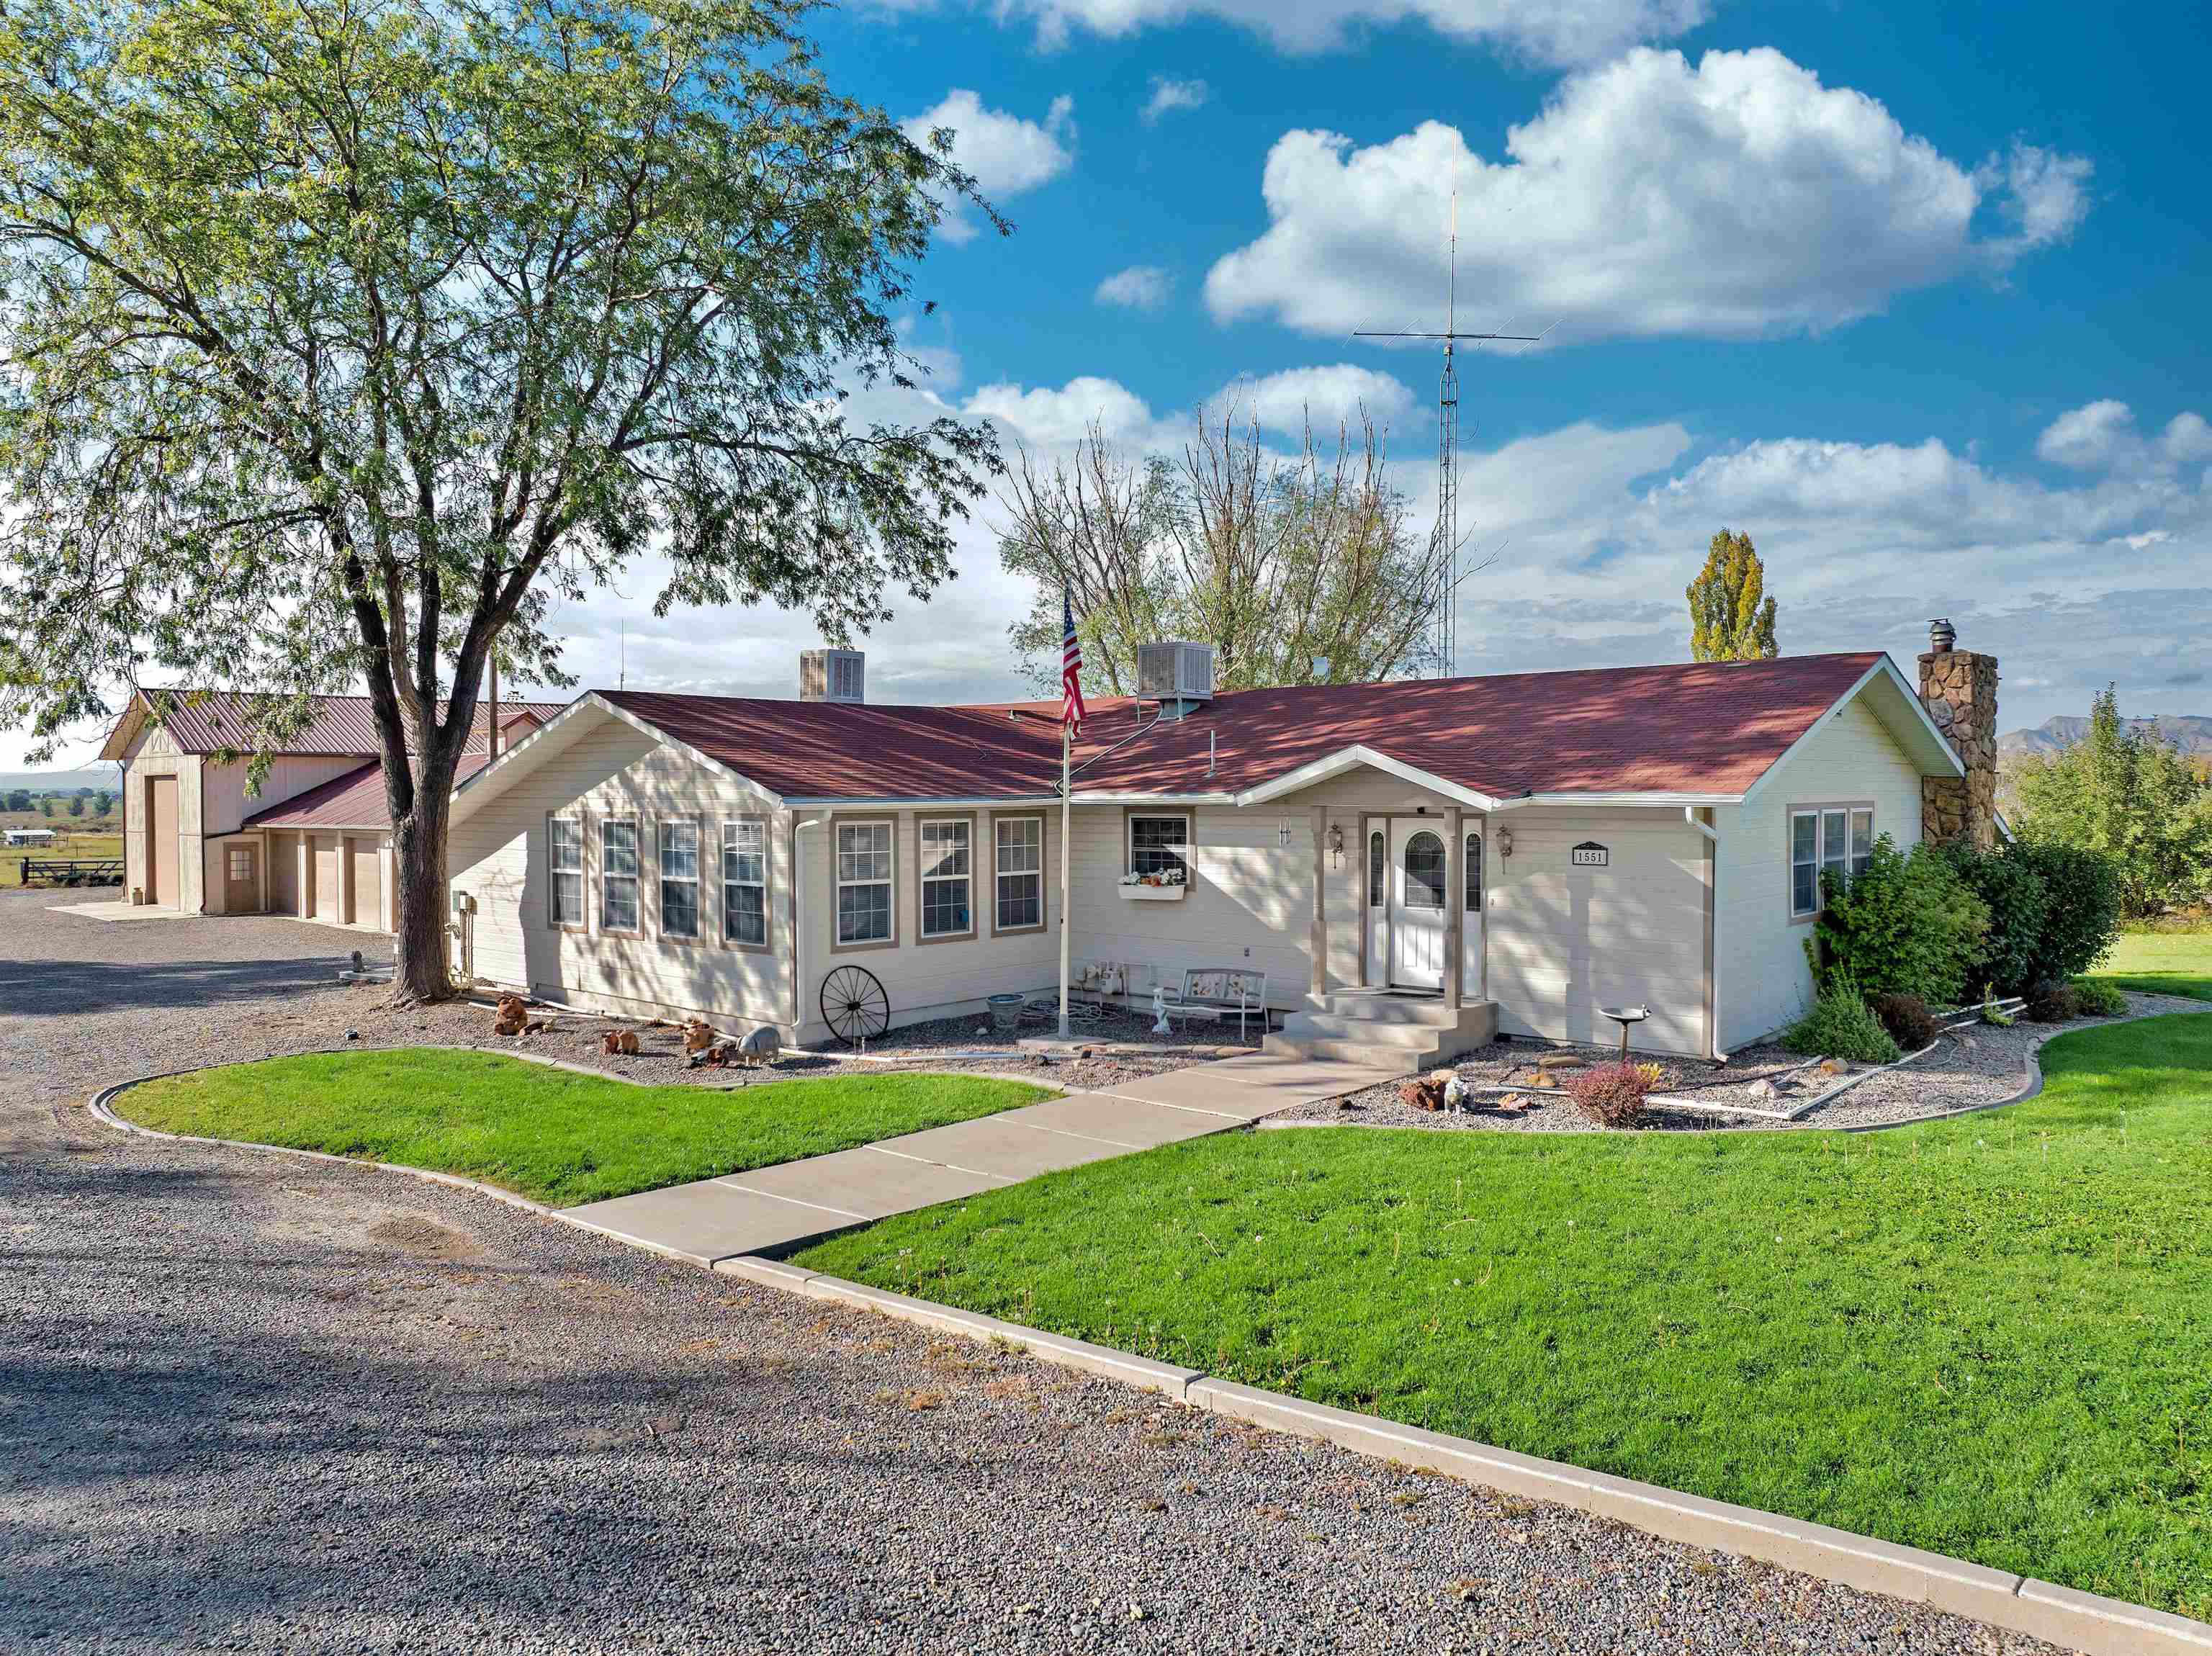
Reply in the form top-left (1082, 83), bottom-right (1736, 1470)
top-left (2090, 931), bottom-right (2212, 1000)
top-left (799, 1013), bottom-right (2212, 1617)
top-left (121, 1050), bottom-right (1051, 1207)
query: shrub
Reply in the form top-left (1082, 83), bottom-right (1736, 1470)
top-left (2009, 842), bottom-right (2124, 984)
top-left (1808, 836), bottom-right (1990, 1007)
top-left (2024, 981), bottom-right (2080, 1023)
top-left (1936, 842), bottom-right (2049, 996)
top-left (1867, 991), bottom-right (1942, 1051)
top-left (1562, 1061), bottom-right (1655, 1128)
top-left (1979, 984), bottom-right (2015, 1027)
top-left (1781, 988), bottom-right (1903, 1066)
top-left (2071, 978), bottom-right (2128, 1016)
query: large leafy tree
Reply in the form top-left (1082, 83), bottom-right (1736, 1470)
top-left (1686, 527), bottom-right (1779, 662)
top-left (2008, 685), bottom-right (2212, 917)
top-left (0, 0), bottom-right (999, 999)
top-left (998, 400), bottom-right (1447, 693)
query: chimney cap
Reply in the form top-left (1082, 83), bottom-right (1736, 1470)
top-left (1928, 617), bottom-right (1956, 653)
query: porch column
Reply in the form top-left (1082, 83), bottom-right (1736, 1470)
top-left (1479, 812), bottom-right (1491, 1003)
top-left (1442, 806), bottom-right (1462, 1012)
top-left (1308, 805), bottom-right (1327, 1001)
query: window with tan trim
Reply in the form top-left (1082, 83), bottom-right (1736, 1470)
top-left (601, 817), bottom-right (639, 932)
top-left (994, 816), bottom-right (1043, 932)
top-left (1790, 806), bottom-right (1874, 917)
top-left (548, 817), bottom-right (584, 927)
top-left (835, 820), bottom-right (894, 945)
top-left (721, 819), bottom-right (767, 947)
top-left (919, 818), bottom-right (973, 939)
top-left (658, 819), bottom-right (700, 940)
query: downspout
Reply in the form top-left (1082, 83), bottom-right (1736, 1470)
top-left (1684, 806), bottom-right (1727, 1062)
top-left (790, 815), bottom-right (825, 1040)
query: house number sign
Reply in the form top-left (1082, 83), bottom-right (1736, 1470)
top-left (1570, 842), bottom-right (1610, 868)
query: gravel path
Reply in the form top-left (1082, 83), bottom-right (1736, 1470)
top-left (1269, 993), bottom-right (2208, 1135)
top-left (1, 891), bottom-right (2062, 1654)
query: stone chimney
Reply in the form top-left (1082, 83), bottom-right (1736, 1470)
top-left (1918, 618), bottom-right (1998, 850)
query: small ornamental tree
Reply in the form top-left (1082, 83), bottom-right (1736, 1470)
top-left (0, 0), bottom-right (1000, 1001)
top-left (1686, 528), bottom-right (1779, 662)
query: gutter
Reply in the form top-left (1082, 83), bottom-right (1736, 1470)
top-left (1684, 806), bottom-right (1728, 1063)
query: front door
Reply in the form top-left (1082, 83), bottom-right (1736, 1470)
top-left (1389, 819), bottom-right (1447, 989)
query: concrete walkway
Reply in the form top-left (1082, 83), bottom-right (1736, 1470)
top-left (562, 1051), bottom-right (1408, 1264)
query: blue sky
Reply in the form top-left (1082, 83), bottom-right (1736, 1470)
top-left (14, 0), bottom-right (2208, 769)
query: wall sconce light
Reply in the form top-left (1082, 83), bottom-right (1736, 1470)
top-left (1326, 821), bottom-right (1345, 867)
top-left (1498, 826), bottom-right (1514, 859)
top-left (1277, 819), bottom-right (1292, 849)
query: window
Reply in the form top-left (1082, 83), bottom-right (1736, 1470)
top-left (1367, 829), bottom-right (1385, 909)
top-left (1465, 831), bottom-right (1483, 913)
top-left (549, 818), bottom-right (583, 925)
top-left (1402, 831), bottom-right (1446, 909)
top-left (1128, 814), bottom-right (1190, 879)
top-left (835, 820), bottom-right (894, 945)
top-left (919, 818), bottom-right (973, 939)
top-left (1790, 807), bottom-right (1874, 917)
top-left (994, 816), bottom-right (1043, 931)
top-left (658, 819), bottom-right (699, 939)
top-left (228, 847), bottom-right (253, 881)
top-left (722, 819), bottom-right (766, 947)
top-left (601, 819), bottom-right (639, 932)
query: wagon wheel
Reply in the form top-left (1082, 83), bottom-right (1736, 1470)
top-left (819, 964), bottom-right (891, 1046)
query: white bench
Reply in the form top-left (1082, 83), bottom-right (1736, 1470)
top-left (1156, 968), bottom-right (1269, 1040)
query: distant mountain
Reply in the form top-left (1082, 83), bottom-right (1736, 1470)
top-left (2000, 715), bottom-right (2212, 760)
top-left (0, 770), bottom-right (119, 793)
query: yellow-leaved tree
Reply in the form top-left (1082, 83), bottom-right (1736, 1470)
top-left (1686, 529), bottom-right (1780, 662)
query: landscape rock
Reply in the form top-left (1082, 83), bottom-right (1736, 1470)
top-left (1536, 1053), bottom-right (1586, 1071)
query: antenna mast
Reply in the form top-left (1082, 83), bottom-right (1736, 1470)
top-left (1354, 189), bottom-right (1537, 679)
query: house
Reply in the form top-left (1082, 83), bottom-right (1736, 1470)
top-left (5, 827), bottom-right (58, 847)
top-left (441, 626), bottom-right (2000, 1060)
top-left (99, 690), bottom-right (562, 924)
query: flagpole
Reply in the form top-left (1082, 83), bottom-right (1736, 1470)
top-left (1057, 719), bottom-right (1072, 1040)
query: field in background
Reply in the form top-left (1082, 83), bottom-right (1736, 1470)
top-left (2, 828), bottom-right (122, 886)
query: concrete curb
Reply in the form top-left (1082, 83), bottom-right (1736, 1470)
top-left (725, 1256), bottom-right (2212, 1656)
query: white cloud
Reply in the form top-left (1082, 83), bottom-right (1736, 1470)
top-left (963, 376), bottom-right (1161, 447)
top-left (1094, 265), bottom-right (1173, 310)
top-left (902, 90), bottom-right (1076, 243)
top-left (1141, 76), bottom-right (1209, 121)
top-left (1222, 364), bottom-right (1416, 435)
top-left (2037, 400), bottom-right (2212, 477)
top-left (997, 0), bottom-right (1705, 66)
top-left (1205, 48), bottom-right (2093, 343)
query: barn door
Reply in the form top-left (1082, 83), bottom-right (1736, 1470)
top-left (148, 775), bottom-right (179, 906)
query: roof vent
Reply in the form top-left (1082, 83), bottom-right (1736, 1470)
top-left (800, 649), bottom-right (864, 704)
top-left (1137, 642), bottom-right (1214, 713)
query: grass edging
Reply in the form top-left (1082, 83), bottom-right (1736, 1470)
top-left (715, 1254), bottom-right (2212, 1656)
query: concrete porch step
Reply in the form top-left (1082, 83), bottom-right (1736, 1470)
top-left (1310, 992), bottom-right (1465, 1026)
top-left (1277, 1012), bottom-right (1448, 1047)
top-left (1262, 1035), bottom-right (1437, 1068)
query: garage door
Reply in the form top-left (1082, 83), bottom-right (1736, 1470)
top-left (148, 775), bottom-right (179, 907)
top-left (267, 832), bottom-right (299, 914)
top-left (349, 837), bottom-right (383, 930)
top-left (312, 835), bottom-right (341, 919)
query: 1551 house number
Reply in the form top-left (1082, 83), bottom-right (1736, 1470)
top-left (1570, 842), bottom-right (1610, 868)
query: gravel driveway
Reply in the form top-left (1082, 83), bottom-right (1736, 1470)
top-left (1, 891), bottom-right (2060, 1654)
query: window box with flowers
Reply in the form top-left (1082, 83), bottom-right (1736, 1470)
top-left (1117, 867), bottom-right (1187, 900)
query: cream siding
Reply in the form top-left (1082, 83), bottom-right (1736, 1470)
top-left (1715, 693), bottom-right (1928, 1050)
top-left (202, 755), bottom-right (372, 834)
top-left (120, 722), bottom-right (206, 912)
top-left (1485, 807), bottom-right (1709, 1055)
top-left (447, 717), bottom-right (795, 1036)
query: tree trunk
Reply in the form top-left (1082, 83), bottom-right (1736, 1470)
top-left (390, 770), bottom-right (455, 1003)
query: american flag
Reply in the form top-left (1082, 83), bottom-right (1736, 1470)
top-left (1060, 583), bottom-right (1086, 735)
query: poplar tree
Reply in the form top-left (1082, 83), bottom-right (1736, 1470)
top-left (1686, 528), bottom-right (1780, 662)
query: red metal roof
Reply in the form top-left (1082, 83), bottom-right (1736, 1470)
top-left (109, 690), bottom-right (565, 758)
top-left (245, 752), bottom-right (494, 830)
top-left (595, 653), bottom-right (1888, 803)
